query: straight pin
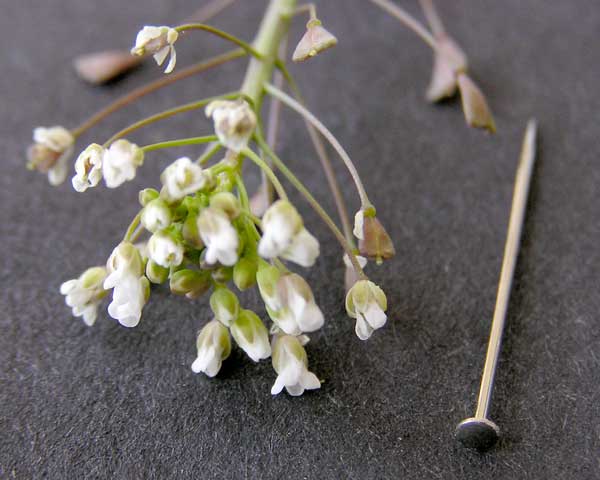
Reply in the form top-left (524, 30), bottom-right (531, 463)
top-left (455, 119), bottom-right (538, 450)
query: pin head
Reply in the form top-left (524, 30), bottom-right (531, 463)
top-left (455, 417), bottom-right (500, 451)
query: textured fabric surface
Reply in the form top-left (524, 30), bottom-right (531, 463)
top-left (2, 1), bottom-right (599, 478)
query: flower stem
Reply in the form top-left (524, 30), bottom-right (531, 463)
top-left (175, 24), bottom-right (264, 60)
top-left (141, 135), bottom-right (218, 153)
top-left (419, 0), bottom-right (445, 36)
top-left (103, 92), bottom-right (238, 146)
top-left (276, 64), bottom-right (354, 245)
top-left (123, 211), bottom-right (142, 242)
top-left (197, 142), bottom-right (222, 165)
top-left (264, 82), bottom-right (373, 210)
top-left (367, 0), bottom-right (437, 50)
top-left (242, 148), bottom-right (288, 201)
top-left (255, 134), bottom-right (367, 279)
top-left (72, 49), bottom-right (245, 138)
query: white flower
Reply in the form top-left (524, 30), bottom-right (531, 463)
top-left (209, 288), bottom-right (240, 327)
top-left (147, 231), bottom-right (184, 268)
top-left (205, 99), bottom-right (256, 152)
top-left (197, 208), bottom-right (239, 266)
top-left (102, 139), bottom-right (144, 189)
top-left (259, 272), bottom-right (324, 336)
top-left (106, 274), bottom-right (149, 328)
top-left (160, 157), bottom-right (211, 202)
top-left (353, 210), bottom-right (364, 240)
top-left (131, 26), bottom-right (179, 74)
top-left (60, 266), bottom-right (108, 326)
top-left (72, 143), bottom-right (104, 192)
top-left (230, 309), bottom-right (271, 362)
top-left (271, 335), bottom-right (320, 396)
top-left (27, 126), bottom-right (75, 186)
top-left (258, 200), bottom-right (320, 267)
top-left (345, 280), bottom-right (388, 340)
top-left (103, 242), bottom-right (148, 327)
top-left (191, 320), bottom-right (231, 377)
top-left (141, 199), bottom-right (172, 233)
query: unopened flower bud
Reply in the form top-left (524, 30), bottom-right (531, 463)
top-left (27, 126), bottom-right (75, 186)
top-left (197, 207), bottom-right (239, 266)
top-left (205, 99), bottom-right (256, 153)
top-left (192, 320), bottom-right (231, 377)
top-left (141, 199), bottom-right (172, 233)
top-left (74, 50), bottom-right (142, 85)
top-left (271, 335), bottom-right (320, 396)
top-left (170, 269), bottom-right (211, 299)
top-left (209, 191), bottom-right (240, 219)
top-left (292, 19), bottom-right (338, 63)
top-left (256, 261), bottom-right (281, 310)
top-left (210, 288), bottom-right (240, 327)
top-left (457, 73), bottom-right (496, 133)
top-left (145, 259), bottom-right (169, 284)
top-left (182, 210), bottom-right (204, 249)
top-left (131, 26), bottom-right (179, 74)
top-left (138, 188), bottom-right (159, 206)
top-left (233, 256), bottom-right (258, 291)
top-left (212, 265), bottom-right (233, 284)
top-left (231, 309), bottom-right (271, 362)
top-left (345, 280), bottom-right (388, 340)
top-left (353, 210), bottom-right (395, 264)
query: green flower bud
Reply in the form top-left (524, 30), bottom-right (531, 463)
top-left (182, 210), bottom-right (204, 249)
top-left (212, 265), bottom-right (233, 284)
top-left (256, 261), bottom-right (281, 309)
top-left (141, 198), bottom-right (172, 233)
top-left (209, 288), bottom-right (240, 326)
top-left (209, 191), bottom-right (240, 219)
top-left (230, 309), bottom-right (271, 362)
top-left (169, 269), bottom-right (211, 299)
top-left (145, 259), bottom-right (169, 284)
top-left (233, 256), bottom-right (258, 291)
top-left (138, 188), bottom-right (159, 206)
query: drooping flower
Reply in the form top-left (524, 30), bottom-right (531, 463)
top-left (131, 26), bottom-right (179, 74)
top-left (271, 335), bottom-right (320, 396)
top-left (27, 126), bottom-right (75, 186)
top-left (426, 33), bottom-right (468, 102)
top-left (160, 157), bottom-right (211, 203)
top-left (353, 209), bottom-right (395, 263)
top-left (258, 200), bottom-right (320, 267)
top-left (103, 242), bottom-right (149, 327)
top-left (457, 73), bottom-right (496, 133)
top-left (141, 198), bottom-right (172, 233)
top-left (60, 266), bottom-right (108, 326)
top-left (230, 309), bottom-right (271, 362)
top-left (197, 207), bottom-right (239, 266)
top-left (258, 267), bottom-right (324, 336)
top-left (147, 231), bottom-right (184, 268)
top-left (72, 143), bottom-right (104, 192)
top-left (345, 280), bottom-right (388, 340)
top-left (292, 19), bottom-right (338, 63)
top-left (102, 139), bottom-right (144, 188)
top-left (205, 99), bottom-right (256, 152)
top-left (191, 320), bottom-right (231, 377)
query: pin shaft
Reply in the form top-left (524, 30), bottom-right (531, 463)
top-left (475, 119), bottom-right (538, 419)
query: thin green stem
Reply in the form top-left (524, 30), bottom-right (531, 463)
top-left (175, 24), bottom-right (265, 60)
top-left (197, 142), bottom-right (222, 165)
top-left (103, 92), bottom-right (238, 146)
top-left (242, 148), bottom-right (288, 201)
top-left (72, 50), bottom-right (245, 138)
top-left (276, 63), bottom-right (354, 245)
top-left (264, 82), bottom-right (373, 210)
top-left (367, 0), bottom-right (437, 50)
top-left (123, 211), bottom-right (142, 242)
top-left (141, 135), bottom-right (218, 153)
top-left (255, 134), bottom-right (367, 279)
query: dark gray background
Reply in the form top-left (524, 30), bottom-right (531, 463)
top-left (2, 0), bottom-right (599, 478)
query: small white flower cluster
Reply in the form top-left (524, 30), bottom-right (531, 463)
top-left (72, 139), bottom-right (144, 192)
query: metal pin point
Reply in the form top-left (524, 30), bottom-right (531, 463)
top-left (456, 119), bottom-right (538, 451)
